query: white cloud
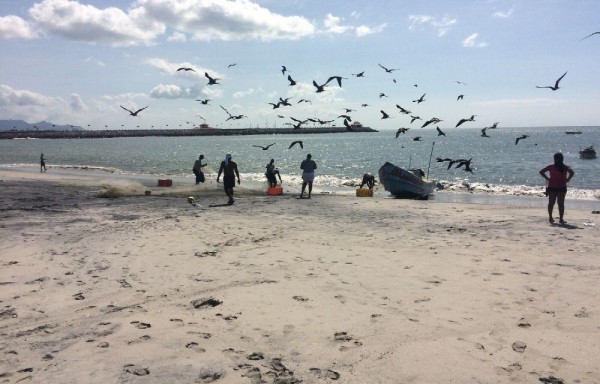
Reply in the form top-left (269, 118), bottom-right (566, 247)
top-left (233, 88), bottom-right (263, 99)
top-left (323, 14), bottom-right (351, 34)
top-left (149, 83), bottom-right (204, 99)
top-left (0, 84), bottom-right (54, 106)
top-left (84, 57), bottom-right (106, 66)
top-left (493, 8), bottom-right (514, 18)
top-left (70, 93), bottom-right (87, 111)
top-left (408, 14), bottom-right (457, 37)
top-left (167, 31), bottom-right (187, 42)
top-left (355, 23), bottom-right (387, 37)
top-left (144, 58), bottom-right (221, 81)
top-left (0, 15), bottom-right (38, 39)
top-left (462, 33), bottom-right (489, 48)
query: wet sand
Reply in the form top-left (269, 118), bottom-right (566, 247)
top-left (1, 170), bottom-right (599, 383)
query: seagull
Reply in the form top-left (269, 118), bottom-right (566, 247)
top-left (515, 134), bottom-right (529, 145)
top-left (205, 72), bottom-right (220, 85)
top-left (361, 103), bottom-right (369, 107)
top-left (281, 65), bottom-right (288, 75)
top-left (120, 105), bottom-right (148, 116)
top-left (396, 105), bottom-right (411, 114)
top-left (338, 114), bottom-right (352, 121)
top-left (343, 118), bottom-right (353, 130)
top-left (480, 128), bottom-right (490, 137)
top-left (380, 110), bottom-right (391, 119)
top-left (289, 140), bottom-right (304, 149)
top-left (456, 115), bottom-right (476, 127)
top-left (412, 136), bottom-right (423, 141)
top-left (313, 80), bottom-right (327, 93)
top-left (278, 97), bottom-right (292, 106)
top-left (581, 32), bottom-right (600, 40)
top-left (436, 126), bottom-right (446, 136)
top-left (298, 99), bottom-right (312, 104)
top-left (268, 102), bottom-right (281, 109)
top-left (395, 127), bottom-right (409, 138)
top-left (378, 63), bottom-right (399, 73)
top-left (457, 94), bottom-right (464, 101)
top-left (413, 93), bottom-right (426, 103)
top-left (220, 105), bottom-right (246, 121)
top-left (287, 75), bottom-right (297, 86)
top-left (287, 117), bottom-right (308, 129)
top-left (455, 158), bottom-right (474, 173)
top-left (456, 81), bottom-right (467, 85)
top-left (421, 117), bottom-right (442, 128)
top-left (326, 76), bottom-right (347, 87)
top-left (196, 99), bottom-right (211, 105)
top-left (253, 143), bottom-right (276, 150)
top-left (317, 118), bottom-right (334, 125)
top-left (343, 108), bottom-right (355, 113)
top-left (379, 92), bottom-right (388, 98)
top-left (536, 71), bottom-right (567, 91)
top-left (227, 63), bottom-right (237, 68)
top-left (484, 122), bottom-right (500, 129)
top-left (352, 71), bottom-right (365, 77)
top-left (437, 157), bottom-right (460, 170)
top-left (177, 67), bottom-right (195, 72)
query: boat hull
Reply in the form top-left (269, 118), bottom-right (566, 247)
top-left (579, 146), bottom-right (596, 159)
top-left (378, 162), bottom-right (435, 199)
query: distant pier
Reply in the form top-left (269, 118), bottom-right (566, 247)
top-left (0, 126), bottom-right (377, 140)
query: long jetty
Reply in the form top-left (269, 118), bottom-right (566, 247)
top-left (0, 126), bottom-right (377, 140)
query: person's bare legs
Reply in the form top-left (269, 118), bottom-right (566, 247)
top-left (557, 191), bottom-right (567, 223)
top-left (547, 191), bottom-right (557, 223)
top-left (307, 181), bottom-right (312, 198)
top-left (301, 181), bottom-right (307, 198)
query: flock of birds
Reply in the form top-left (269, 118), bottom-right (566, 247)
top-left (113, 31), bottom-right (598, 175)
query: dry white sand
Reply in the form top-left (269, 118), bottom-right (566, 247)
top-left (1, 170), bottom-right (599, 383)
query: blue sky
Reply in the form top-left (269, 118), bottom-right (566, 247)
top-left (1, 0), bottom-right (599, 131)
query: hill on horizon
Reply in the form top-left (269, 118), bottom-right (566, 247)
top-left (0, 120), bottom-right (83, 131)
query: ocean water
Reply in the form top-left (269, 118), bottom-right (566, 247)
top-left (1, 126), bottom-right (599, 200)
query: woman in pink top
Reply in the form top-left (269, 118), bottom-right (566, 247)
top-left (539, 152), bottom-right (574, 224)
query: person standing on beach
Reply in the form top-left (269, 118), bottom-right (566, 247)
top-left (539, 152), bottom-right (574, 224)
top-left (217, 153), bottom-right (240, 205)
top-left (193, 155), bottom-right (206, 184)
top-left (40, 153), bottom-right (47, 173)
top-left (300, 154), bottom-right (317, 199)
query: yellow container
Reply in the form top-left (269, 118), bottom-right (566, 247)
top-left (356, 188), bottom-right (373, 197)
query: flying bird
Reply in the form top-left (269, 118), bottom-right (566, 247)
top-left (227, 63), bottom-right (237, 68)
top-left (287, 75), bottom-right (297, 86)
top-left (379, 93), bottom-right (388, 98)
top-left (412, 136), bottom-right (423, 141)
top-left (380, 110), bottom-right (391, 119)
top-left (268, 102), bottom-right (281, 109)
top-left (395, 127), bottom-right (409, 138)
top-left (326, 76), bottom-right (347, 87)
top-left (338, 114), bottom-right (352, 121)
top-left (484, 122), bottom-right (499, 129)
top-left (515, 134), bottom-right (529, 145)
top-left (457, 94), bottom-right (464, 101)
top-left (410, 115), bottom-right (422, 124)
top-left (343, 118), bottom-right (353, 130)
top-left (177, 67), bottom-right (195, 72)
top-left (396, 105), bottom-right (411, 114)
top-left (378, 63), bottom-right (399, 73)
top-left (421, 117), bottom-right (442, 128)
top-left (253, 143), bottom-right (276, 150)
top-left (455, 158), bottom-right (474, 173)
top-left (480, 128), bottom-right (490, 137)
top-left (196, 99), bottom-right (211, 105)
top-left (456, 115), bottom-right (476, 127)
top-left (298, 99), bottom-right (312, 104)
top-left (313, 80), bottom-right (327, 93)
top-left (536, 71), bottom-right (567, 91)
top-left (436, 126), bottom-right (446, 136)
top-left (456, 81), bottom-right (467, 85)
top-left (120, 105), bottom-right (148, 116)
top-left (278, 97), bottom-right (292, 106)
top-left (205, 72), bottom-right (220, 85)
top-left (289, 140), bottom-right (304, 149)
top-left (413, 93), bottom-right (426, 103)
top-left (581, 32), bottom-right (600, 40)
top-left (352, 71), bottom-right (365, 77)
top-left (281, 65), bottom-right (288, 75)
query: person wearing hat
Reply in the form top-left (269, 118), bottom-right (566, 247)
top-left (300, 153), bottom-right (317, 199)
top-left (217, 153), bottom-right (240, 205)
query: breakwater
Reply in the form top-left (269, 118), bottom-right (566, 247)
top-left (0, 126), bottom-right (377, 140)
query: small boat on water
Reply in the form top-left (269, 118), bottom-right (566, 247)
top-left (579, 146), bottom-right (596, 159)
top-left (565, 131), bottom-right (582, 135)
top-left (378, 162), bottom-right (436, 199)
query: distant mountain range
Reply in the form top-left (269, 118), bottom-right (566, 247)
top-left (0, 120), bottom-right (84, 131)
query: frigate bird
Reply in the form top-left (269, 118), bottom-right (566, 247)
top-left (281, 65), bottom-right (288, 75)
top-left (481, 128), bottom-right (490, 137)
top-left (326, 76), bottom-right (347, 87)
top-left (410, 115), bottom-right (422, 124)
top-left (205, 72), bottom-right (220, 85)
top-left (378, 63), bottom-right (399, 73)
top-left (289, 140), bottom-right (303, 149)
top-left (352, 71), bottom-right (365, 77)
top-left (457, 94), bottom-right (464, 100)
top-left (313, 80), bottom-right (327, 93)
top-left (396, 105), bottom-right (411, 114)
top-left (436, 126), bottom-right (446, 136)
top-left (413, 93), bottom-right (426, 103)
top-left (120, 105), bottom-right (148, 116)
top-left (196, 99), bottom-right (211, 105)
top-left (177, 67), bottom-right (195, 72)
top-left (421, 117), bottom-right (442, 128)
top-left (515, 134), bottom-right (529, 145)
top-left (253, 143), bottom-right (276, 150)
top-left (287, 75), bottom-right (297, 86)
top-left (456, 115), bottom-right (476, 127)
top-left (581, 32), bottom-right (600, 40)
top-left (380, 110), bottom-right (391, 119)
top-left (536, 71), bottom-right (567, 91)
top-left (395, 128), bottom-right (409, 138)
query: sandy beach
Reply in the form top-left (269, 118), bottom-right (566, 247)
top-left (1, 170), bottom-right (599, 383)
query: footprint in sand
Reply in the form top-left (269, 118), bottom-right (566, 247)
top-left (539, 376), bottom-right (565, 384)
top-left (247, 352), bottom-right (264, 360)
top-left (334, 295), bottom-right (347, 304)
top-left (170, 318), bottom-right (184, 326)
top-left (574, 307), bottom-right (589, 318)
top-left (512, 341), bottom-right (527, 353)
top-left (185, 342), bottom-right (206, 353)
top-left (292, 296), bottom-right (309, 302)
top-left (127, 335), bottom-right (151, 345)
top-left (197, 372), bottom-right (224, 383)
top-left (334, 332), bottom-right (353, 342)
top-left (123, 364), bottom-right (149, 376)
top-left (130, 321), bottom-right (151, 329)
top-left (191, 298), bottom-right (222, 309)
top-left (97, 342), bottom-right (109, 348)
top-left (309, 368), bottom-right (340, 380)
top-left (73, 293), bottom-right (85, 300)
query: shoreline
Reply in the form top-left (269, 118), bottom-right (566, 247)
top-left (0, 126), bottom-right (377, 140)
top-left (0, 172), bottom-right (599, 383)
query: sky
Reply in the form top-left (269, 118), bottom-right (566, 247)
top-left (1, 0), bottom-right (599, 131)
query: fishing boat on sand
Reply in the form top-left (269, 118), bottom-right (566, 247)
top-left (378, 162), bottom-right (436, 199)
top-left (579, 146), bottom-right (596, 159)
